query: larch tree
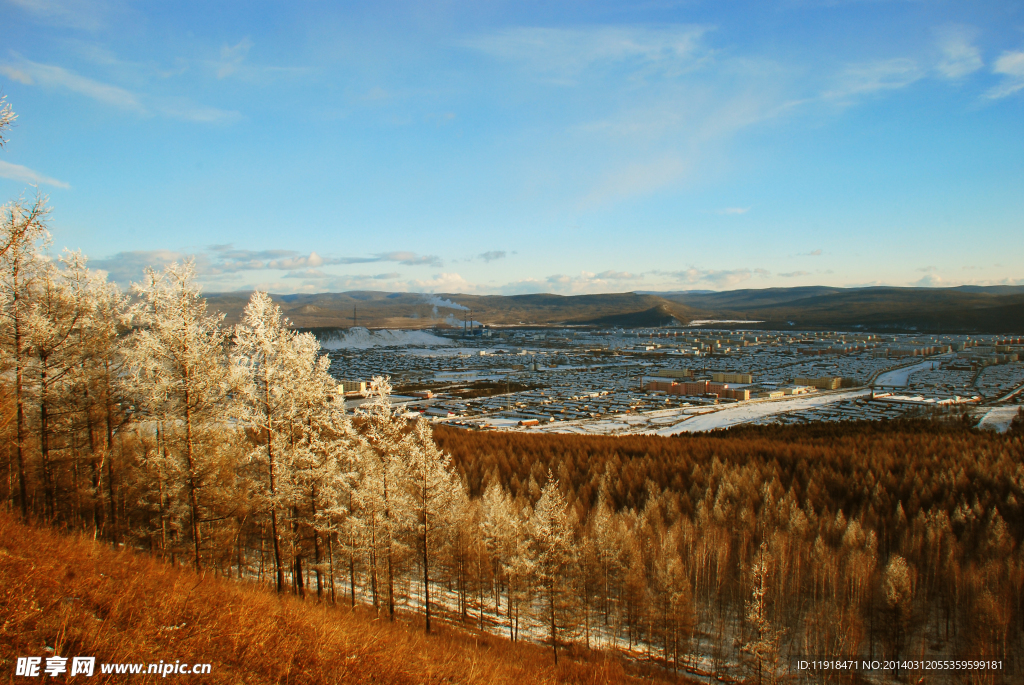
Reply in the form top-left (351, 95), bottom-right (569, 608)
top-left (481, 481), bottom-right (532, 642)
top-left (231, 290), bottom-right (312, 593)
top-left (287, 330), bottom-right (357, 600)
top-left (357, 375), bottom-right (412, 620)
top-left (530, 474), bottom-right (577, 664)
top-left (0, 197), bottom-right (50, 519)
top-left (23, 253), bottom-right (86, 520)
top-left (742, 540), bottom-right (784, 685)
top-left (69, 261), bottom-right (128, 540)
top-left (122, 260), bottom-right (229, 569)
top-left (404, 418), bottom-right (461, 632)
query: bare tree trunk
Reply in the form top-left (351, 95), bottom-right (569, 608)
top-left (328, 532), bottom-right (336, 604)
top-left (14, 304), bottom-right (28, 520)
top-left (103, 367), bottom-right (117, 546)
top-left (183, 389), bottom-right (202, 571)
top-left (264, 377), bottom-right (285, 594)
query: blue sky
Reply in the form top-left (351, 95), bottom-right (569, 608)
top-left (1, 0), bottom-right (1022, 295)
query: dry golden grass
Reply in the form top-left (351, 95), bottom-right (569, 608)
top-left (0, 511), bottom-right (685, 684)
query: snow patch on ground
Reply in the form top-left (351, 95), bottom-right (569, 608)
top-left (651, 390), bottom-right (872, 435)
top-left (978, 406), bottom-right (1022, 433)
top-left (318, 327), bottom-right (453, 350)
top-left (687, 319), bottom-right (763, 326)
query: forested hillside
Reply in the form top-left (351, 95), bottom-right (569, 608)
top-left (2, 94), bottom-right (1022, 681)
top-left (0, 223), bottom-right (1021, 680)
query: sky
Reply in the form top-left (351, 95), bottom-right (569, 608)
top-left (1, 0), bottom-right (1022, 296)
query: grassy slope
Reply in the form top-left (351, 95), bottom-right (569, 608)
top-left (0, 512), bottom-right (677, 685)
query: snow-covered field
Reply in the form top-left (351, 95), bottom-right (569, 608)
top-left (977, 406), bottom-right (1022, 433)
top-left (874, 359), bottom-right (943, 387)
top-left (319, 327), bottom-right (453, 350)
top-left (650, 390), bottom-right (871, 435)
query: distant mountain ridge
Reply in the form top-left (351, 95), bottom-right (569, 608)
top-left (204, 285), bottom-right (1024, 333)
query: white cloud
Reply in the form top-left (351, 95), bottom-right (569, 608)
top-left (580, 156), bottom-right (689, 208)
top-left (913, 273), bottom-right (945, 287)
top-left (462, 25), bottom-right (709, 83)
top-left (91, 249), bottom-right (191, 284)
top-left (824, 58), bottom-right (923, 102)
top-left (479, 250), bottom-right (506, 262)
top-left (779, 270), bottom-right (810, 278)
top-left (8, 0), bottom-right (108, 31)
top-left (659, 267), bottom-right (768, 289)
top-left (216, 37), bottom-right (253, 79)
top-left (412, 272), bottom-right (474, 292)
top-left (719, 207), bottom-right (750, 215)
top-left (0, 58), bottom-right (143, 111)
top-left (0, 57), bottom-right (243, 123)
top-left (934, 25), bottom-right (983, 79)
top-left (335, 251), bottom-right (444, 267)
top-left (985, 50), bottom-right (1024, 99)
top-left (0, 159), bottom-right (70, 188)
top-left (595, 270), bottom-right (639, 280)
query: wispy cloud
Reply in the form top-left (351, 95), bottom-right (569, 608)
top-left (824, 58), bottom-right (923, 102)
top-left (155, 99), bottom-right (242, 124)
top-left (91, 249), bottom-right (191, 284)
top-left (216, 37), bottom-right (253, 79)
top-left (656, 266), bottom-right (768, 289)
top-left (718, 207), bottom-right (750, 215)
top-left (934, 25), bottom-right (983, 79)
top-left (479, 250), bottom-right (506, 262)
top-left (985, 50), bottom-right (1024, 99)
top-left (580, 156), bottom-right (689, 208)
top-left (0, 159), bottom-right (70, 188)
top-left (0, 56), bottom-right (241, 122)
top-left (8, 0), bottom-right (108, 31)
top-left (531, 270), bottom-right (645, 295)
top-left (779, 270), bottom-right (810, 278)
top-left (462, 25), bottom-right (709, 84)
top-left (339, 251), bottom-right (443, 267)
top-left (0, 58), bottom-right (143, 111)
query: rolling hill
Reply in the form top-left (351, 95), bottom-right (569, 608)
top-left (204, 285), bottom-right (1024, 333)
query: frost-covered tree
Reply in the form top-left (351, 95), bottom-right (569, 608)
top-left (530, 474), bottom-right (577, 664)
top-left (882, 554), bottom-right (915, 666)
top-left (356, 376), bottom-right (412, 619)
top-left (404, 418), bottom-right (461, 631)
top-left (23, 253), bottom-right (87, 520)
top-left (482, 481), bottom-right (533, 641)
top-left (288, 335), bottom-right (358, 600)
top-left (0, 198), bottom-right (49, 518)
top-left (122, 260), bottom-right (229, 569)
top-left (0, 95), bottom-right (14, 149)
top-left (742, 541), bottom-right (784, 685)
top-left (70, 263), bottom-right (129, 539)
top-left (231, 291), bottom-right (311, 592)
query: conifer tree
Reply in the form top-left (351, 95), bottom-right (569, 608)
top-left (122, 260), bottom-right (229, 569)
top-left (0, 197), bottom-right (49, 518)
top-left (357, 376), bottom-right (412, 620)
top-left (530, 474), bottom-right (576, 664)
top-left (404, 418), bottom-right (461, 631)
